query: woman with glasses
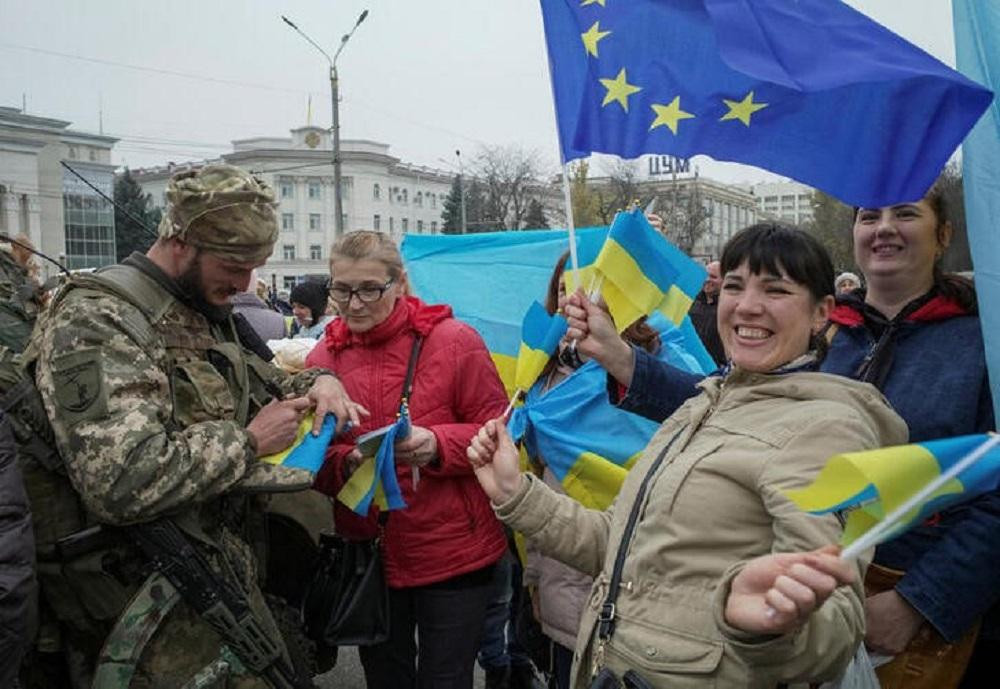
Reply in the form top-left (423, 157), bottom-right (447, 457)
top-left (306, 231), bottom-right (510, 689)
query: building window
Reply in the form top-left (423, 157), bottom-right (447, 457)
top-left (373, 214), bottom-right (381, 230)
top-left (282, 213), bottom-right (294, 231)
top-left (341, 213), bottom-right (348, 231)
top-left (402, 189), bottom-right (408, 204)
top-left (309, 213), bottom-right (321, 231)
top-left (416, 220), bottom-right (424, 233)
top-left (67, 145), bottom-right (78, 159)
top-left (310, 244), bottom-right (322, 260)
top-left (415, 192), bottom-right (423, 207)
top-left (283, 245), bottom-right (295, 260)
top-left (88, 148), bottom-right (98, 162)
top-left (308, 182), bottom-right (321, 199)
top-left (431, 221), bottom-right (437, 232)
top-left (63, 191), bottom-right (116, 270)
top-left (402, 218), bottom-right (409, 232)
top-left (373, 183), bottom-right (381, 200)
top-left (283, 276), bottom-right (297, 291)
top-left (389, 217), bottom-right (395, 233)
top-left (280, 181), bottom-right (293, 198)
top-left (430, 194), bottom-right (437, 210)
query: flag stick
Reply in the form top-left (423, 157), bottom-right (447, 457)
top-left (841, 433), bottom-right (1000, 561)
top-left (560, 162), bottom-right (581, 290)
top-left (501, 389), bottom-right (523, 423)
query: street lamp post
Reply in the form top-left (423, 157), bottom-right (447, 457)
top-left (455, 149), bottom-right (467, 235)
top-left (282, 10), bottom-right (368, 239)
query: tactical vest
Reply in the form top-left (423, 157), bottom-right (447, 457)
top-left (18, 262), bottom-right (296, 637)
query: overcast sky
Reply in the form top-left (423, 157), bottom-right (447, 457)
top-left (1, 0), bottom-right (959, 184)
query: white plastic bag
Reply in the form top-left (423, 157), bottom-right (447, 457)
top-left (818, 645), bottom-right (881, 689)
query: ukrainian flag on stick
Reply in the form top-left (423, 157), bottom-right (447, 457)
top-left (787, 434), bottom-right (1000, 560)
top-left (590, 209), bottom-right (706, 332)
top-left (337, 410), bottom-right (410, 516)
top-left (260, 412), bottom-right (336, 473)
top-left (515, 301), bottom-right (569, 393)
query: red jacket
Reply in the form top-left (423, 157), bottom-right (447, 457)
top-left (307, 296), bottom-right (509, 588)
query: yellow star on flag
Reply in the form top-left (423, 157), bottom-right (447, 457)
top-left (581, 0), bottom-right (606, 6)
top-left (600, 68), bottom-right (642, 112)
top-left (581, 22), bottom-right (611, 58)
top-left (649, 96), bottom-right (695, 134)
top-left (720, 91), bottom-right (769, 126)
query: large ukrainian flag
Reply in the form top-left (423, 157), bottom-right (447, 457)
top-left (509, 323), bottom-right (709, 510)
top-left (787, 434), bottom-right (1000, 546)
top-left (402, 226), bottom-right (714, 396)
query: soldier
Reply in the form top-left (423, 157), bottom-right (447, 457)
top-left (29, 164), bottom-right (363, 688)
top-left (0, 234), bottom-right (43, 352)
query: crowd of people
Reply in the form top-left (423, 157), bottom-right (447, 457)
top-left (0, 162), bottom-right (994, 689)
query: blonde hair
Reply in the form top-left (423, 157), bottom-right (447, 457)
top-left (329, 231), bottom-right (404, 281)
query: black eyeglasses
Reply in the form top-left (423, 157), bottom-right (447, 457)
top-left (329, 279), bottom-right (394, 304)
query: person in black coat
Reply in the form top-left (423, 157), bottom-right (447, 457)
top-left (0, 409), bottom-right (35, 688)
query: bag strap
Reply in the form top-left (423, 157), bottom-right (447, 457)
top-left (399, 335), bottom-right (423, 409)
top-left (597, 427), bottom-right (684, 643)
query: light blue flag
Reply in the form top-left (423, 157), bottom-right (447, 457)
top-left (402, 228), bottom-right (714, 392)
top-left (508, 326), bottom-right (707, 510)
top-left (955, 1), bottom-right (1000, 428)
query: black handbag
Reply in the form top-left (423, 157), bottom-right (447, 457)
top-left (302, 525), bottom-right (390, 646)
top-left (300, 336), bottom-right (423, 647)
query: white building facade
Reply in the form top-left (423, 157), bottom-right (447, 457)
top-left (751, 180), bottom-right (816, 226)
top-left (0, 106), bottom-right (118, 278)
top-left (133, 126), bottom-right (454, 291)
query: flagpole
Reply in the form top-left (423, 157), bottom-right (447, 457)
top-left (841, 433), bottom-right (1000, 561)
top-left (561, 161), bottom-right (581, 290)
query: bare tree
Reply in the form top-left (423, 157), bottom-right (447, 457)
top-left (650, 179), bottom-right (712, 254)
top-left (471, 144), bottom-right (549, 230)
top-left (593, 158), bottom-right (646, 224)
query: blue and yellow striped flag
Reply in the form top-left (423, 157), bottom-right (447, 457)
top-left (787, 434), bottom-right (1000, 547)
top-left (337, 411), bottom-right (410, 515)
top-left (260, 412), bottom-right (336, 473)
top-left (509, 320), bottom-right (708, 510)
top-left (591, 209), bottom-right (707, 332)
top-left (515, 301), bottom-right (568, 393)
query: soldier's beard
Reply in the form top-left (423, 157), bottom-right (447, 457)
top-left (176, 254), bottom-right (234, 324)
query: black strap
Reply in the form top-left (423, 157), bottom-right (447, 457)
top-left (597, 427), bottom-right (683, 641)
top-left (400, 335), bottom-right (423, 407)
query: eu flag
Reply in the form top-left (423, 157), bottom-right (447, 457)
top-left (540, 0), bottom-right (993, 208)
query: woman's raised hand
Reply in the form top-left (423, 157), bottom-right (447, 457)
top-left (564, 290), bottom-right (635, 387)
top-left (724, 545), bottom-right (856, 635)
top-left (467, 418), bottom-right (524, 504)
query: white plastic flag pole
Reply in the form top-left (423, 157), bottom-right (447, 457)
top-left (560, 161), bottom-right (581, 290)
top-left (841, 433), bottom-right (1000, 561)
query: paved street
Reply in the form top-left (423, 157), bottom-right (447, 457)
top-left (315, 647), bottom-right (486, 689)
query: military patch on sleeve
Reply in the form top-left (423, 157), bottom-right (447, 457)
top-left (51, 348), bottom-right (108, 422)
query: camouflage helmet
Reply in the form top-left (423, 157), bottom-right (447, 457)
top-left (157, 164), bottom-right (278, 263)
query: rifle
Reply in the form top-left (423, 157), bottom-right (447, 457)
top-left (129, 519), bottom-right (311, 689)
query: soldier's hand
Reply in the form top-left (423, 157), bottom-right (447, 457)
top-left (307, 374), bottom-right (369, 436)
top-left (248, 397), bottom-right (313, 457)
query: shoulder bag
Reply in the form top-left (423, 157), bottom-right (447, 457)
top-left (301, 335), bottom-right (423, 647)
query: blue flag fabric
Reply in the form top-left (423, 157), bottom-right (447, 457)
top-left (402, 228), bottom-right (714, 392)
top-left (540, 0), bottom-right (993, 207)
top-left (508, 331), bottom-right (706, 510)
top-left (955, 0), bottom-right (1000, 428)
top-left (338, 410), bottom-right (409, 516)
top-left (259, 413), bottom-right (337, 473)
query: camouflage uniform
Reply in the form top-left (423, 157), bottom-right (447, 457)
top-left (30, 165), bottom-right (324, 688)
top-left (0, 243), bottom-right (41, 352)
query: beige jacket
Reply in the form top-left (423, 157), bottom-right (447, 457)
top-left (497, 369), bottom-right (907, 689)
